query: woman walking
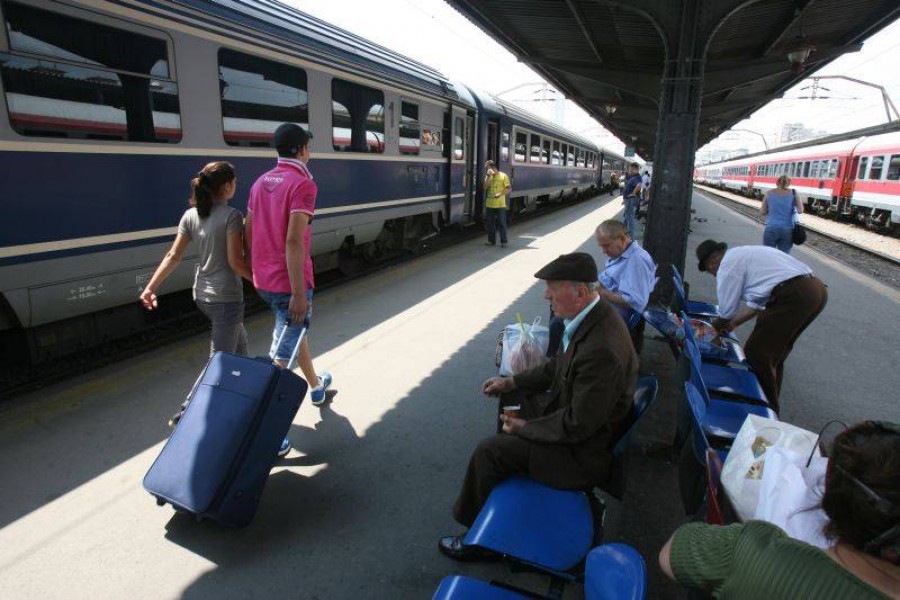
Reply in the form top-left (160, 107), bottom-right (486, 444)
top-left (140, 162), bottom-right (252, 355)
top-left (761, 175), bottom-right (804, 254)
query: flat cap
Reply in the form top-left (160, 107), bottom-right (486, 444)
top-left (534, 252), bottom-right (598, 282)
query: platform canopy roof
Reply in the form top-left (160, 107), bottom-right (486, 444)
top-left (445, 0), bottom-right (900, 158)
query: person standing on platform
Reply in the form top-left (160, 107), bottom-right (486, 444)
top-left (484, 160), bottom-right (512, 247)
top-left (696, 240), bottom-right (827, 412)
top-left (621, 162), bottom-right (643, 239)
top-left (438, 253), bottom-right (638, 561)
top-left (641, 170), bottom-right (651, 202)
top-left (141, 162), bottom-right (252, 356)
top-left (609, 171), bottom-right (619, 196)
top-left (246, 123), bottom-right (332, 457)
top-left (761, 175), bottom-right (804, 254)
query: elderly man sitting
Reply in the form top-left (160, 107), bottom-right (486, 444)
top-left (547, 220), bottom-right (657, 356)
top-left (439, 253), bottom-right (638, 562)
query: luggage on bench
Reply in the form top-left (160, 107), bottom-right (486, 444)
top-left (143, 327), bottom-right (309, 527)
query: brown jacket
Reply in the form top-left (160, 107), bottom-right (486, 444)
top-left (512, 299), bottom-right (638, 488)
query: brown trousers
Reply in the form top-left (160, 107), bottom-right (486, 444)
top-left (452, 392), bottom-right (593, 527)
top-left (744, 276), bottom-right (828, 412)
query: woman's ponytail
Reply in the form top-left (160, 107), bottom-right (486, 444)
top-left (190, 162), bottom-right (236, 219)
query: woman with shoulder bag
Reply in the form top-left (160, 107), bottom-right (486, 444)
top-left (761, 174), bottom-right (805, 254)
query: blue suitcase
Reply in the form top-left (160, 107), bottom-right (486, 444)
top-left (143, 329), bottom-right (308, 527)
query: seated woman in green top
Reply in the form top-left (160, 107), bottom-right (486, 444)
top-left (659, 421), bottom-right (900, 599)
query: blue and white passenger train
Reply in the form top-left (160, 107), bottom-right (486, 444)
top-left (0, 0), bottom-right (625, 362)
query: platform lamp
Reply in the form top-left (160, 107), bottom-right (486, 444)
top-left (785, 7), bottom-right (815, 74)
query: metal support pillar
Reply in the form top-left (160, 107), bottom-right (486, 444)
top-left (644, 0), bottom-right (708, 303)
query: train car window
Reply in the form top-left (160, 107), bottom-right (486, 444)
top-left (219, 49), bottom-right (307, 147)
top-left (530, 134), bottom-right (541, 163)
top-left (857, 157), bottom-right (869, 179)
top-left (809, 161), bottom-right (819, 178)
top-left (453, 116), bottom-right (464, 159)
top-left (399, 101), bottom-right (420, 155)
top-left (803, 161), bottom-right (811, 177)
top-left (542, 139), bottom-right (551, 164)
top-left (567, 148), bottom-right (575, 166)
top-left (886, 155), bottom-right (900, 180)
top-left (1, 2), bottom-right (180, 143)
top-left (501, 131), bottom-right (510, 162)
top-left (869, 156), bottom-right (884, 180)
top-left (552, 141), bottom-right (560, 165)
top-left (561, 144), bottom-right (568, 165)
top-left (514, 131), bottom-right (526, 162)
top-left (827, 159), bottom-right (838, 179)
top-left (332, 79), bottom-right (384, 153)
top-left (577, 149), bottom-right (585, 168)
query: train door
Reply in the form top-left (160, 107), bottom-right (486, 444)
top-left (450, 106), bottom-right (475, 218)
top-left (465, 114), bottom-right (476, 216)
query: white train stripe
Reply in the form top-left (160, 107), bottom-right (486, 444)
top-left (0, 227), bottom-right (177, 259)
top-left (1, 195), bottom-right (452, 258)
top-left (316, 195), bottom-right (445, 215)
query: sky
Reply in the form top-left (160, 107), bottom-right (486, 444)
top-left (285, 0), bottom-right (900, 162)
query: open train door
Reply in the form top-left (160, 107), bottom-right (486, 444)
top-left (450, 106), bottom-right (476, 220)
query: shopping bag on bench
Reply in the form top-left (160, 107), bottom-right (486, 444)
top-left (720, 415), bottom-right (819, 522)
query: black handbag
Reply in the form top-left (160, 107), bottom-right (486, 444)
top-left (791, 190), bottom-right (807, 245)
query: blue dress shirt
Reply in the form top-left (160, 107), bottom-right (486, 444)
top-left (598, 241), bottom-right (658, 315)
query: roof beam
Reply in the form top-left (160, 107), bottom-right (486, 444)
top-left (760, 0), bottom-right (818, 56)
top-left (564, 0), bottom-right (603, 64)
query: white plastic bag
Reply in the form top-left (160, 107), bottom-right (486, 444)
top-left (720, 415), bottom-right (819, 522)
top-left (754, 447), bottom-right (829, 548)
top-left (499, 316), bottom-right (549, 376)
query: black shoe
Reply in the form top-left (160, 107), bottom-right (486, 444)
top-left (438, 535), bottom-right (502, 562)
top-left (485, 242), bottom-right (496, 246)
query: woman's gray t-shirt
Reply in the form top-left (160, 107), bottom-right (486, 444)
top-left (178, 204), bottom-right (244, 303)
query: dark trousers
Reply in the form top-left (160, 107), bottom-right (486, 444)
top-left (744, 276), bottom-right (828, 412)
top-left (452, 393), bottom-right (592, 527)
top-left (486, 207), bottom-right (508, 245)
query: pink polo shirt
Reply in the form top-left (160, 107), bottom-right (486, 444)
top-left (247, 158), bottom-right (317, 293)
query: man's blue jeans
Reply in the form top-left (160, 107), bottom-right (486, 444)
top-left (623, 196), bottom-right (640, 239)
top-left (486, 207), bottom-right (508, 245)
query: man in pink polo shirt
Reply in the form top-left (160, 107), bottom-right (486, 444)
top-left (245, 123), bottom-right (332, 457)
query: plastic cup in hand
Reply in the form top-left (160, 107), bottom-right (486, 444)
top-left (502, 405), bottom-right (521, 419)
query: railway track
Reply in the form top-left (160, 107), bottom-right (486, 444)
top-left (0, 192), bottom-right (602, 401)
top-left (694, 186), bottom-right (900, 291)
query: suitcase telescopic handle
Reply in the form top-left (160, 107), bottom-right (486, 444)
top-left (274, 320), bottom-right (308, 372)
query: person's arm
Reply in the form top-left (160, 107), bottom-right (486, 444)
top-left (285, 211), bottom-right (310, 324)
top-left (140, 233), bottom-right (191, 310)
top-left (227, 231), bottom-right (252, 281)
top-left (793, 190), bottom-right (804, 214)
top-left (760, 193), bottom-right (769, 216)
top-left (516, 343), bottom-right (628, 444)
top-left (243, 211), bottom-right (253, 264)
top-left (712, 306), bottom-right (757, 333)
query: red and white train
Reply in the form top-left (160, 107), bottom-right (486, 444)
top-left (694, 130), bottom-right (900, 231)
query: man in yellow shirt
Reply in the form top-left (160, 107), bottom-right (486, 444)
top-left (484, 160), bottom-right (512, 247)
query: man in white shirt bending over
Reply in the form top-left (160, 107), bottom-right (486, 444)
top-left (696, 240), bottom-right (828, 413)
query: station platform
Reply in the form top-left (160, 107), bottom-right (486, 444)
top-left (0, 191), bottom-right (897, 599)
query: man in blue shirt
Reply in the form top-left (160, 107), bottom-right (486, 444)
top-left (621, 162), bottom-right (643, 239)
top-left (595, 219), bottom-right (658, 322)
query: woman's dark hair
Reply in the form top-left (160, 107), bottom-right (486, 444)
top-left (190, 161), bottom-right (235, 219)
top-left (823, 421), bottom-right (900, 563)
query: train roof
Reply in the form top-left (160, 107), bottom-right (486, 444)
top-left (854, 130), bottom-right (900, 154)
top-left (172, 0), bottom-right (463, 101)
